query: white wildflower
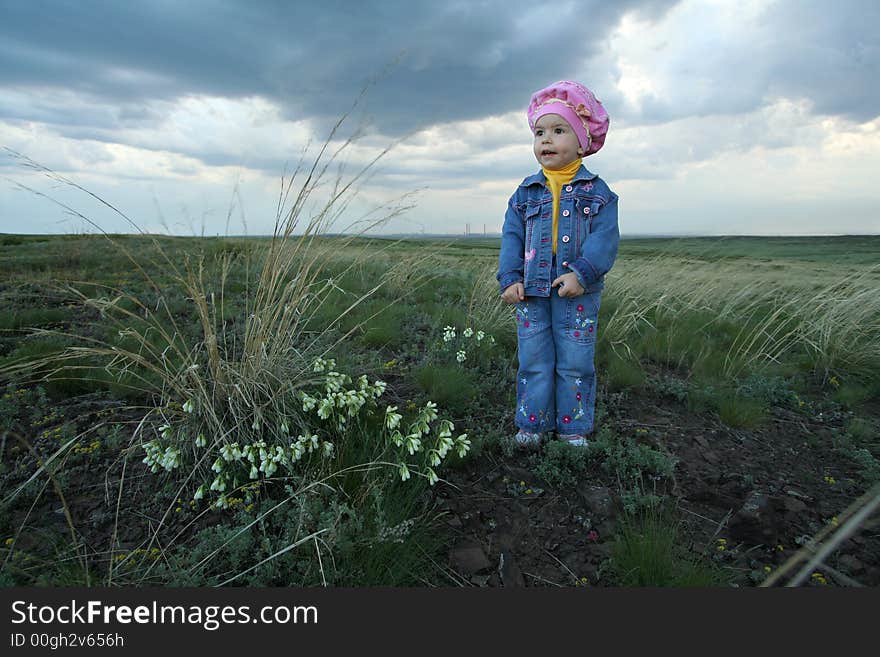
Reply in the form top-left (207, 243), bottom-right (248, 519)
top-left (463, 327), bottom-right (473, 338)
top-left (437, 436), bottom-right (454, 459)
top-left (398, 462), bottom-right (411, 482)
top-left (385, 405), bottom-right (402, 430)
top-left (405, 434), bottom-right (422, 455)
top-left (291, 442), bottom-right (305, 461)
top-left (476, 330), bottom-right (485, 341)
top-left (220, 443), bottom-right (241, 462)
top-left (438, 419), bottom-right (454, 438)
top-left (325, 371), bottom-right (348, 393)
top-left (456, 434), bottom-right (471, 458)
top-left (182, 399), bottom-right (194, 413)
top-left (195, 433), bottom-right (207, 448)
top-left (317, 397), bottom-right (334, 420)
top-left (426, 468), bottom-right (439, 486)
top-left (422, 401), bottom-right (439, 423)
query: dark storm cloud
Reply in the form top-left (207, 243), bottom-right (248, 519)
top-left (762, 0), bottom-right (880, 122)
top-left (603, 0), bottom-right (880, 126)
top-left (0, 0), bottom-right (678, 135)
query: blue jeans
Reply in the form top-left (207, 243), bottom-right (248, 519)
top-left (513, 256), bottom-right (602, 435)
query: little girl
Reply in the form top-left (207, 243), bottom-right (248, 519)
top-left (497, 80), bottom-right (619, 448)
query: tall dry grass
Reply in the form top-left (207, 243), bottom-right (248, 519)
top-left (601, 255), bottom-right (880, 381)
top-left (2, 111), bottom-right (466, 585)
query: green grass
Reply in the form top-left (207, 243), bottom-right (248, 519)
top-left (716, 392), bottom-right (768, 429)
top-left (2, 232), bottom-right (879, 588)
top-left (603, 352), bottom-right (646, 391)
top-left (0, 308), bottom-right (71, 331)
top-left (414, 364), bottom-right (478, 412)
top-left (608, 505), bottom-right (729, 587)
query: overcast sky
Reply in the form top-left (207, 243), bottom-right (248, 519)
top-left (1, 0), bottom-right (878, 237)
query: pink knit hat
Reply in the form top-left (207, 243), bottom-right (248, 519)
top-left (527, 80), bottom-right (609, 156)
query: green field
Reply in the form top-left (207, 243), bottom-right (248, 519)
top-left (1, 231), bottom-right (878, 587)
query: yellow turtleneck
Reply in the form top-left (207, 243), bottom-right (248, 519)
top-left (542, 158), bottom-right (582, 254)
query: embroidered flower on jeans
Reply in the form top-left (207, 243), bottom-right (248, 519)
top-left (562, 415), bottom-right (572, 424)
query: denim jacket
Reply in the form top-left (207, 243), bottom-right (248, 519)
top-left (497, 164), bottom-right (619, 297)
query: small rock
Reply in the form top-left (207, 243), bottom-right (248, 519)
top-left (728, 491), bottom-right (779, 544)
top-left (702, 450), bottom-right (720, 465)
top-left (498, 550), bottom-right (525, 587)
top-left (446, 515), bottom-right (463, 529)
top-left (452, 544), bottom-right (491, 575)
top-left (784, 488), bottom-right (813, 501)
top-left (471, 574), bottom-right (490, 586)
top-left (578, 486), bottom-right (615, 518)
top-left (694, 435), bottom-right (710, 449)
top-left (783, 496), bottom-right (807, 514)
top-left (839, 554), bottom-right (864, 574)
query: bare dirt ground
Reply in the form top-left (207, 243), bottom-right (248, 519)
top-left (438, 383), bottom-right (880, 587)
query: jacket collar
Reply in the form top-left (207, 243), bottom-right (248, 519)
top-left (519, 163), bottom-right (597, 188)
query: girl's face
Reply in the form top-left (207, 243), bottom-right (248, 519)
top-left (533, 113), bottom-right (583, 169)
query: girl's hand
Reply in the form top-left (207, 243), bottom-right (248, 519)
top-left (551, 272), bottom-right (585, 298)
top-left (501, 282), bottom-right (525, 304)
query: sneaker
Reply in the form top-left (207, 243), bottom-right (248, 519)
top-left (559, 433), bottom-right (590, 448)
top-left (513, 430), bottom-right (546, 448)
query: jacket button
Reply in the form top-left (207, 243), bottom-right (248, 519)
top-left (565, 185), bottom-right (573, 192)
top-left (562, 235), bottom-right (570, 243)
top-left (562, 261), bottom-right (568, 267)
top-left (583, 207), bottom-right (590, 214)
top-left (562, 209), bottom-right (570, 217)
